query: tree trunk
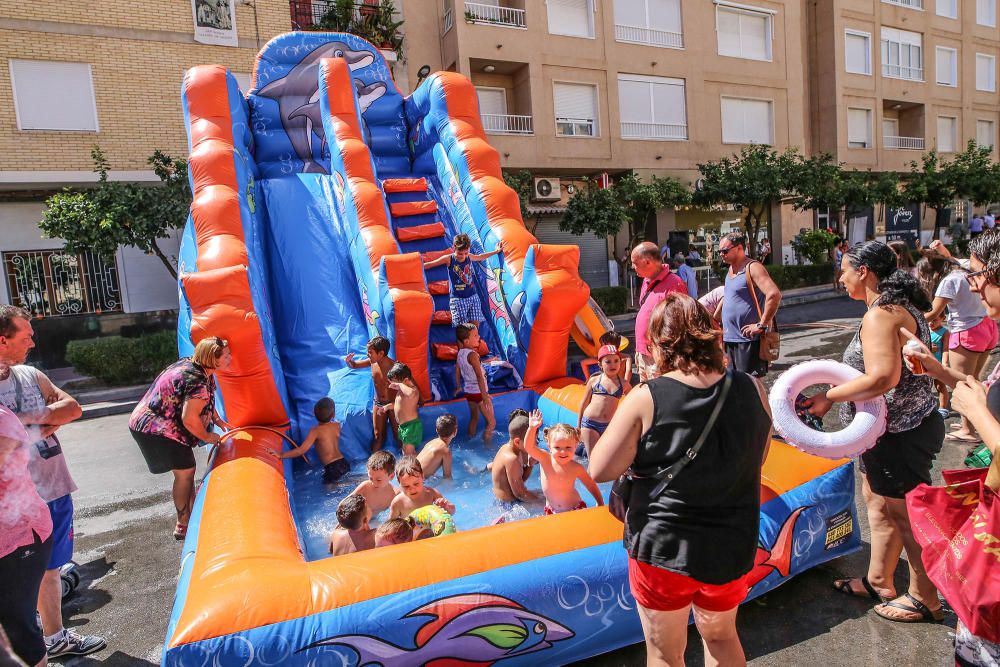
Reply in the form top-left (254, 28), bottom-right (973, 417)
top-left (149, 238), bottom-right (178, 280)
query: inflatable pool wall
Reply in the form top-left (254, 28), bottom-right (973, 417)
top-left (164, 32), bottom-right (861, 666)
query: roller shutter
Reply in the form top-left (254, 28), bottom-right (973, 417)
top-left (533, 219), bottom-right (610, 288)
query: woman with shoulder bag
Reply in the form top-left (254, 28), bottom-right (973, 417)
top-left (590, 293), bottom-right (772, 667)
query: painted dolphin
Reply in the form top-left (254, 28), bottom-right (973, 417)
top-left (299, 593), bottom-right (574, 666)
top-left (257, 41), bottom-right (376, 174)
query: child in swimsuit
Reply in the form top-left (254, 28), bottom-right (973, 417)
top-left (522, 410), bottom-right (603, 515)
top-left (346, 336), bottom-right (397, 452)
top-left (577, 345), bottom-right (631, 457)
top-left (580, 330), bottom-right (632, 381)
top-left (329, 494), bottom-right (375, 556)
top-left (378, 362), bottom-right (422, 456)
top-left (455, 323), bottom-right (496, 443)
top-left (389, 456), bottom-right (456, 520)
top-left (422, 233), bottom-right (501, 328)
top-left (271, 397), bottom-right (348, 486)
top-left (351, 450), bottom-right (397, 516)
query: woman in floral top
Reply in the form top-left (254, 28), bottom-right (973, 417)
top-left (129, 337), bottom-right (231, 539)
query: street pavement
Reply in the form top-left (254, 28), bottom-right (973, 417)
top-left (51, 294), bottom-right (970, 665)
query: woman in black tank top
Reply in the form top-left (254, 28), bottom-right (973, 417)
top-left (590, 294), bottom-right (772, 666)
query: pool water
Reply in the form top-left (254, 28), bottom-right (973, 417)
top-left (290, 428), bottom-right (614, 562)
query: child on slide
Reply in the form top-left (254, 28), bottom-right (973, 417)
top-left (522, 410), bottom-right (603, 515)
top-left (422, 233), bottom-right (501, 329)
top-left (577, 345), bottom-right (630, 457)
top-left (455, 323), bottom-right (496, 443)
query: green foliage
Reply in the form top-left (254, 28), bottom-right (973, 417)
top-left (315, 0), bottom-right (405, 62)
top-left (502, 169), bottom-right (533, 222)
top-left (791, 228), bottom-right (837, 265)
top-left (765, 263), bottom-right (834, 290)
top-left (902, 150), bottom-right (955, 212)
top-left (40, 147), bottom-right (190, 279)
top-left (949, 140), bottom-right (1000, 206)
top-left (791, 153), bottom-right (903, 220)
top-left (65, 331), bottom-right (177, 386)
top-left (590, 286), bottom-right (628, 316)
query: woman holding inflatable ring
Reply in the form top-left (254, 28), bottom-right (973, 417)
top-left (802, 241), bottom-right (945, 624)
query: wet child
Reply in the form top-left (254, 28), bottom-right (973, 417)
top-left (928, 311), bottom-right (950, 419)
top-left (577, 344), bottom-right (631, 457)
top-left (389, 456), bottom-right (456, 520)
top-left (377, 362), bottom-right (422, 456)
top-left (418, 414), bottom-right (457, 479)
top-left (523, 410), bottom-right (603, 515)
top-left (422, 233), bottom-right (501, 329)
top-left (329, 494), bottom-right (375, 556)
top-left (374, 518), bottom-right (413, 547)
top-left (455, 323), bottom-right (495, 443)
top-left (351, 450), bottom-right (397, 516)
top-left (581, 330), bottom-right (633, 381)
top-left (272, 397), bottom-right (347, 485)
top-left (491, 409), bottom-right (539, 504)
top-left (346, 336), bottom-right (397, 452)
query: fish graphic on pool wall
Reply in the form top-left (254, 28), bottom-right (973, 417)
top-left (257, 41), bottom-right (386, 174)
top-left (299, 593), bottom-right (575, 665)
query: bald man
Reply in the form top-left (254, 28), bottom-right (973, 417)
top-left (630, 242), bottom-right (688, 381)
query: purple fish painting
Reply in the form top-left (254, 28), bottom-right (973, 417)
top-left (299, 593), bottom-right (574, 666)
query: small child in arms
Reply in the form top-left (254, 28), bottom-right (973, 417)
top-left (491, 409), bottom-right (539, 504)
top-left (377, 362), bottom-right (422, 456)
top-left (374, 518), bottom-right (413, 547)
top-left (455, 323), bottom-right (495, 443)
top-left (523, 410), bottom-right (603, 515)
top-left (389, 456), bottom-right (456, 520)
top-left (346, 336), bottom-right (397, 452)
top-left (272, 397), bottom-right (348, 485)
top-left (418, 414), bottom-right (457, 479)
top-left (422, 233), bottom-right (501, 329)
top-left (329, 494), bottom-right (375, 556)
top-left (577, 344), bottom-right (631, 457)
top-left (351, 450), bottom-right (397, 516)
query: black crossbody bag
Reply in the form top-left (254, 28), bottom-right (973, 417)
top-left (608, 370), bottom-right (733, 523)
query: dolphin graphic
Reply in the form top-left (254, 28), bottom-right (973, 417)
top-left (299, 593), bottom-right (574, 666)
top-left (257, 41), bottom-right (377, 174)
top-left (354, 79), bottom-right (387, 113)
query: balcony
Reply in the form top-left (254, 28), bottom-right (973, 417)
top-left (464, 2), bottom-right (526, 29)
top-left (442, 7), bottom-right (454, 34)
top-left (472, 60), bottom-right (533, 136)
top-left (883, 100), bottom-right (925, 151)
top-left (481, 114), bottom-right (533, 135)
top-left (884, 135), bottom-right (925, 150)
top-left (614, 24), bottom-right (683, 49)
top-left (289, 0), bottom-right (403, 60)
top-left (621, 121), bottom-right (687, 140)
top-left (882, 63), bottom-right (924, 81)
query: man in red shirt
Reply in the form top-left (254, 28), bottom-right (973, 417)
top-left (630, 242), bottom-right (688, 381)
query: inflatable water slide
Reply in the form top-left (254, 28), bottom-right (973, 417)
top-left (163, 32), bottom-right (861, 666)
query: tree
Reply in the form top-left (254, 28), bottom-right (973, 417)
top-left (949, 140), bottom-right (1000, 208)
top-left (694, 144), bottom-right (799, 256)
top-left (502, 169), bottom-right (534, 230)
top-left (40, 146), bottom-right (191, 280)
top-left (791, 153), bottom-right (902, 236)
top-left (902, 151), bottom-right (957, 234)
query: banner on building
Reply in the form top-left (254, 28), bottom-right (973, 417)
top-left (886, 204), bottom-right (921, 249)
top-left (192, 0), bottom-right (238, 47)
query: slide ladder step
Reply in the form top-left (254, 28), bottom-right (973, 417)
top-left (428, 280), bottom-right (449, 296)
top-left (383, 178), bottom-right (427, 193)
top-left (432, 310), bottom-right (453, 326)
top-left (396, 222), bottom-right (446, 243)
top-left (432, 340), bottom-right (490, 361)
top-left (421, 249), bottom-right (450, 263)
top-left (390, 200), bottom-right (438, 217)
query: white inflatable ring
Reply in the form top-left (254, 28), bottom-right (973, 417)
top-left (769, 360), bottom-right (887, 460)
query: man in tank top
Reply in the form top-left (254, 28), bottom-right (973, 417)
top-left (720, 231), bottom-right (782, 377)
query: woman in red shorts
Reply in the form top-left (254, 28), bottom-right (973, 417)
top-left (590, 294), bottom-right (772, 666)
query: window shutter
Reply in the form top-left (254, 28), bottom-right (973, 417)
top-left (554, 83), bottom-right (596, 121)
top-left (649, 0), bottom-right (682, 33)
top-left (614, 0), bottom-right (645, 26)
top-left (743, 99), bottom-right (772, 143)
top-left (936, 48), bottom-right (956, 85)
top-left (716, 9), bottom-right (741, 57)
top-left (651, 80), bottom-right (686, 126)
top-left (937, 117), bottom-right (956, 152)
top-left (548, 0), bottom-right (592, 37)
top-left (977, 120), bottom-right (995, 147)
top-left (10, 60), bottom-right (99, 131)
top-left (476, 88), bottom-right (507, 116)
top-left (977, 54), bottom-right (996, 91)
top-left (848, 109), bottom-right (871, 146)
top-left (740, 13), bottom-right (769, 60)
top-left (845, 33), bottom-right (868, 73)
top-left (618, 79), bottom-right (651, 124)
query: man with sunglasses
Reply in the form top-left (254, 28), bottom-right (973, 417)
top-left (719, 232), bottom-right (782, 377)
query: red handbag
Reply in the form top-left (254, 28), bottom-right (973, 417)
top-left (906, 457), bottom-right (1000, 643)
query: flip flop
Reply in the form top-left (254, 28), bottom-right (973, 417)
top-left (945, 433), bottom-right (981, 443)
top-left (173, 522), bottom-right (188, 541)
top-left (874, 594), bottom-right (944, 623)
top-left (832, 576), bottom-right (885, 601)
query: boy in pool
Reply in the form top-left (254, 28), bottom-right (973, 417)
top-left (418, 414), bottom-right (457, 479)
top-left (376, 362), bottom-right (422, 456)
top-left (491, 410), bottom-right (539, 504)
top-left (455, 323), bottom-right (495, 443)
top-left (523, 410), bottom-right (603, 514)
top-left (389, 456), bottom-right (456, 520)
top-left (329, 494), bottom-right (375, 556)
top-left (577, 344), bottom-right (631, 457)
top-left (374, 518), bottom-right (414, 547)
top-left (346, 336), bottom-right (397, 452)
top-left (351, 450), bottom-right (396, 515)
top-left (422, 233), bottom-right (501, 329)
top-left (271, 397), bottom-right (348, 485)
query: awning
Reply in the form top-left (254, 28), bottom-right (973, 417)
top-left (526, 205), bottom-right (567, 216)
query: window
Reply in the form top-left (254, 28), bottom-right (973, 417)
top-left (716, 2), bottom-right (774, 62)
top-left (936, 47), bottom-right (957, 86)
top-left (977, 119), bottom-right (996, 148)
top-left (613, 0), bottom-right (683, 49)
top-left (618, 74), bottom-right (687, 140)
top-left (976, 54), bottom-right (997, 92)
top-left (847, 108), bottom-right (873, 148)
top-left (881, 27), bottom-right (923, 80)
top-left (547, 0), bottom-right (594, 38)
top-left (978, 0), bottom-right (997, 26)
top-left (937, 116), bottom-right (957, 152)
top-left (720, 96), bottom-right (773, 144)
top-left (3, 250), bottom-right (121, 317)
top-left (554, 82), bottom-right (598, 136)
top-left (937, 0), bottom-right (958, 17)
top-left (882, 0), bottom-right (923, 8)
top-left (845, 30), bottom-right (872, 75)
top-left (9, 60), bottom-right (98, 131)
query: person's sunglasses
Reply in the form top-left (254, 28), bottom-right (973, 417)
top-left (718, 246), bottom-right (734, 255)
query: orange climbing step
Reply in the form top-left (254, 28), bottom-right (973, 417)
top-left (433, 340), bottom-right (490, 361)
top-left (390, 200), bottom-right (438, 217)
top-left (428, 280), bottom-right (449, 295)
top-left (383, 178), bottom-right (427, 193)
top-left (396, 222), bottom-right (446, 243)
top-left (421, 249), bottom-right (450, 263)
top-left (432, 310), bottom-right (453, 326)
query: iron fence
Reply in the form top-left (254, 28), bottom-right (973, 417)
top-left (3, 250), bottom-right (121, 317)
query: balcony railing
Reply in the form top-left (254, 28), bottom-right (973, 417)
top-left (614, 24), bottom-right (684, 49)
top-left (556, 117), bottom-right (596, 137)
top-left (481, 113), bottom-right (533, 135)
top-left (882, 64), bottom-right (924, 81)
top-left (442, 7), bottom-right (454, 33)
top-left (884, 135), bottom-right (925, 150)
top-left (464, 2), bottom-right (526, 28)
top-left (621, 121), bottom-right (687, 140)
top-left (882, 0), bottom-right (923, 8)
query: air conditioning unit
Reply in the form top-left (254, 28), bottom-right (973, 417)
top-left (533, 177), bottom-right (561, 202)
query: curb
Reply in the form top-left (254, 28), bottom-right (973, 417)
top-left (81, 400), bottom-right (139, 420)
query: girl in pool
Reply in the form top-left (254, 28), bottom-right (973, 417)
top-left (523, 410), bottom-right (603, 515)
top-left (577, 345), bottom-right (631, 457)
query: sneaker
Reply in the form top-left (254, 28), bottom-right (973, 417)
top-left (46, 629), bottom-right (107, 658)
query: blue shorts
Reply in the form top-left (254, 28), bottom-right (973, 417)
top-left (46, 495), bottom-right (74, 570)
top-left (449, 295), bottom-right (485, 326)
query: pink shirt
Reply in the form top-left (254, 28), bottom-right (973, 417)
top-left (635, 265), bottom-right (689, 356)
top-left (0, 405), bottom-right (53, 558)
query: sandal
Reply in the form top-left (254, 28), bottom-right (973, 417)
top-left (945, 433), bottom-right (981, 443)
top-left (874, 593), bottom-right (944, 624)
top-left (173, 522), bottom-right (188, 541)
top-left (833, 575), bottom-right (885, 601)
